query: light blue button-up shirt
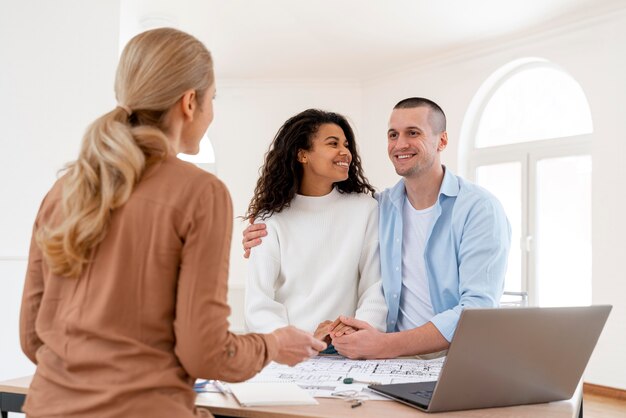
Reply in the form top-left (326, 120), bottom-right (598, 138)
top-left (377, 168), bottom-right (511, 341)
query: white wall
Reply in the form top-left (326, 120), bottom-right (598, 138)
top-left (0, 0), bottom-right (120, 380)
top-left (359, 11), bottom-right (626, 390)
top-left (0, 1), bottom-right (363, 377)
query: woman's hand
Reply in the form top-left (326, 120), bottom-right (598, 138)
top-left (271, 326), bottom-right (327, 366)
top-left (313, 320), bottom-right (334, 345)
top-left (328, 317), bottom-right (357, 338)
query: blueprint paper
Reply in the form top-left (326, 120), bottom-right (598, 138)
top-left (247, 355), bottom-right (444, 399)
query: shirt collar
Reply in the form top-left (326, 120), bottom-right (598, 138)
top-left (439, 165), bottom-right (460, 198)
top-left (390, 165), bottom-right (459, 209)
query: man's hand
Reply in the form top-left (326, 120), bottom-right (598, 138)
top-left (242, 221), bottom-right (267, 259)
top-left (330, 316), bottom-right (387, 359)
top-left (271, 326), bottom-right (327, 366)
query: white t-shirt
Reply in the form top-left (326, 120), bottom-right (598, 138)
top-left (397, 196), bottom-right (436, 331)
top-left (245, 188), bottom-right (388, 333)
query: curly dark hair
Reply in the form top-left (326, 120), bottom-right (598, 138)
top-left (246, 109), bottom-right (375, 221)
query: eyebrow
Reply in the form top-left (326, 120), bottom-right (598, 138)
top-left (324, 136), bottom-right (344, 141)
top-left (388, 126), bottom-right (423, 133)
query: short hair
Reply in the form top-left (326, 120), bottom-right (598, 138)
top-left (393, 97), bottom-right (446, 133)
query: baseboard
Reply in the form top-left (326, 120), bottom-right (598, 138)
top-left (584, 382), bottom-right (626, 400)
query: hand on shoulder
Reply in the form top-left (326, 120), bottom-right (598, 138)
top-left (242, 220), bottom-right (267, 259)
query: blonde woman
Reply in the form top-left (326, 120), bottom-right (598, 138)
top-left (19, 28), bottom-right (324, 418)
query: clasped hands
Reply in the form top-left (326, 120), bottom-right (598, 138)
top-left (313, 316), bottom-right (385, 359)
top-left (314, 317), bottom-right (356, 344)
top-left (243, 223), bottom-right (386, 359)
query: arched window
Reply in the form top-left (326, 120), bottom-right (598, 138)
top-left (178, 134), bottom-right (217, 173)
top-left (461, 59), bottom-right (592, 307)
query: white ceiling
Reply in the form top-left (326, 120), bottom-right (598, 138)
top-left (121, 0), bottom-right (624, 80)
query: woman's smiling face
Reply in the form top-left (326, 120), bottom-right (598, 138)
top-left (298, 123), bottom-right (352, 196)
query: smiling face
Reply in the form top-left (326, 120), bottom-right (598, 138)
top-left (387, 106), bottom-right (447, 180)
top-left (298, 123), bottom-right (352, 196)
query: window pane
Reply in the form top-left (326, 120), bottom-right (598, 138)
top-left (476, 67), bottom-right (593, 148)
top-left (178, 134), bottom-right (216, 163)
top-left (536, 156), bottom-right (591, 307)
top-left (475, 162), bottom-right (522, 293)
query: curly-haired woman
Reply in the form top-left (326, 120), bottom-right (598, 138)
top-left (244, 109), bottom-right (387, 346)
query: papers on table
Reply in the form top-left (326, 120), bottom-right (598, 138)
top-left (247, 355), bottom-right (445, 400)
top-left (228, 382), bottom-right (318, 406)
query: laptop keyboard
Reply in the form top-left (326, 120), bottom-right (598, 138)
top-left (410, 389), bottom-right (434, 399)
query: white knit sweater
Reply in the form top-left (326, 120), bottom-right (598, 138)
top-left (245, 188), bottom-right (388, 334)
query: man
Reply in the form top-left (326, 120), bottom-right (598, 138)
top-left (244, 98), bottom-right (511, 359)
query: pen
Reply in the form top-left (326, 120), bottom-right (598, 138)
top-left (342, 377), bottom-right (381, 385)
top-left (212, 380), bottom-right (231, 395)
top-left (193, 380), bottom-right (209, 392)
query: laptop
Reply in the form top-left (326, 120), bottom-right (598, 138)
top-left (368, 305), bottom-right (611, 412)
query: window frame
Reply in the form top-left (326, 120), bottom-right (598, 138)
top-left (462, 59), bottom-right (593, 306)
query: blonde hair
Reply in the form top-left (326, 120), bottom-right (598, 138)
top-left (38, 28), bottom-right (214, 278)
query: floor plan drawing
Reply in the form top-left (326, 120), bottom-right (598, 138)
top-left (248, 355), bottom-right (444, 388)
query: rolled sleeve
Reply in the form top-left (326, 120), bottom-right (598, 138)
top-left (430, 196), bottom-right (511, 341)
top-left (174, 177), bottom-right (275, 380)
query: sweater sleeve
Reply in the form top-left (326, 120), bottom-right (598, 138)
top-left (244, 222), bottom-right (290, 333)
top-left (354, 203), bottom-right (388, 332)
top-left (173, 176), bottom-right (278, 381)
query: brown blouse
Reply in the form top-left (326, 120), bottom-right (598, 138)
top-left (19, 155), bottom-right (277, 417)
